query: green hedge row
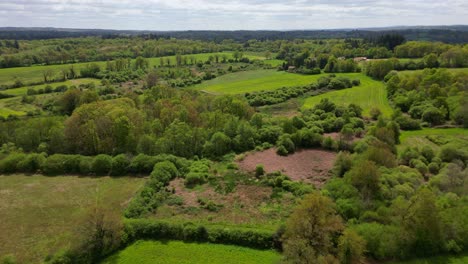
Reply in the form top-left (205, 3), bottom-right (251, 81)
top-left (0, 152), bottom-right (190, 176)
top-left (124, 219), bottom-right (281, 250)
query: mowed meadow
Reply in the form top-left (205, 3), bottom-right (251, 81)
top-left (301, 73), bottom-right (392, 116)
top-left (102, 240), bottom-right (281, 264)
top-left (0, 175), bottom-right (145, 263)
top-left (192, 69), bottom-right (392, 117)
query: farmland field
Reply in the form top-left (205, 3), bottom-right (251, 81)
top-left (1, 78), bottom-right (101, 96)
top-left (301, 74), bottom-right (392, 117)
top-left (102, 240), bottom-right (281, 264)
top-left (0, 175), bottom-right (145, 263)
top-left (193, 70), bottom-right (366, 95)
top-left (0, 52), bottom-right (271, 87)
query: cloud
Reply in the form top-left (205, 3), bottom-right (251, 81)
top-left (0, 0), bottom-right (467, 30)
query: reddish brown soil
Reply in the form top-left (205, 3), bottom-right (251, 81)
top-left (237, 148), bottom-right (337, 187)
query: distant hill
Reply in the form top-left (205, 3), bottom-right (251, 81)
top-left (0, 26), bottom-right (467, 43)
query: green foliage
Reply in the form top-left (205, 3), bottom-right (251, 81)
top-left (123, 219), bottom-right (278, 250)
top-left (92, 154), bottom-right (113, 175)
top-left (111, 154), bottom-right (130, 176)
top-left (282, 192), bottom-right (344, 263)
top-left (255, 164), bottom-right (265, 177)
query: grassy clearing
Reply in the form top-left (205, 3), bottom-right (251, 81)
top-left (102, 240), bottom-right (281, 264)
top-left (0, 174), bottom-right (145, 263)
top-left (0, 96), bottom-right (40, 117)
top-left (399, 128), bottom-right (468, 151)
top-left (0, 52), bottom-right (271, 87)
top-left (2, 78), bottom-right (101, 96)
top-left (388, 254), bottom-right (468, 264)
top-left (193, 70), bottom-right (331, 94)
top-left (301, 73), bottom-right (392, 117)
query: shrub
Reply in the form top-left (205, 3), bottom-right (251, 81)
top-left (42, 154), bottom-right (69, 175)
top-left (128, 154), bottom-right (158, 174)
top-left (428, 162), bottom-right (440, 174)
top-left (276, 145), bottom-right (288, 156)
top-left (92, 154), bottom-right (112, 175)
top-left (439, 145), bottom-right (467, 163)
top-left (323, 136), bottom-right (337, 150)
top-left (79, 156), bottom-right (93, 175)
top-left (17, 153), bottom-right (46, 173)
top-left (255, 164), bottom-right (265, 177)
top-left (185, 172), bottom-right (207, 186)
top-left (111, 154), bottom-right (130, 176)
top-left (0, 153), bottom-right (26, 173)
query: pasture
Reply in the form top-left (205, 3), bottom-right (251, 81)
top-left (193, 70), bottom-right (330, 94)
top-left (0, 52), bottom-right (271, 87)
top-left (1, 78), bottom-right (101, 97)
top-left (102, 240), bottom-right (281, 264)
top-left (0, 175), bottom-right (145, 263)
top-left (301, 74), bottom-right (392, 117)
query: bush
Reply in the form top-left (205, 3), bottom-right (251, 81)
top-left (276, 145), bottom-right (288, 156)
top-left (79, 156), bottom-right (93, 175)
top-left (92, 154), bottom-right (112, 175)
top-left (0, 153), bottom-right (26, 173)
top-left (42, 154), bottom-right (72, 175)
top-left (111, 154), bottom-right (130, 176)
top-left (255, 164), bottom-right (265, 177)
top-left (128, 154), bottom-right (158, 174)
top-left (185, 172), bottom-right (207, 186)
top-left (17, 153), bottom-right (46, 173)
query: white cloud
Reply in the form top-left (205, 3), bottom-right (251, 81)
top-left (0, 0), bottom-right (467, 30)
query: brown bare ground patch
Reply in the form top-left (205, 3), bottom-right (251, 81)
top-left (237, 148), bottom-right (336, 187)
top-left (159, 179), bottom-right (292, 226)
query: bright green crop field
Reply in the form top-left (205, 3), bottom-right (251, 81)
top-left (0, 175), bottom-right (145, 263)
top-left (102, 240), bottom-right (281, 264)
top-left (301, 73), bottom-right (392, 117)
top-left (1, 78), bottom-right (101, 96)
top-left (0, 52), bottom-right (272, 87)
top-left (193, 69), bottom-right (330, 94)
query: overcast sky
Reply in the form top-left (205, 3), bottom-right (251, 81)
top-left (1, 0), bottom-right (467, 30)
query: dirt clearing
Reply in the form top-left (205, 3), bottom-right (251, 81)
top-left (237, 148), bottom-right (336, 187)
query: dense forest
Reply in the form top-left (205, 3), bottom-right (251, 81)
top-left (0, 29), bottom-right (467, 264)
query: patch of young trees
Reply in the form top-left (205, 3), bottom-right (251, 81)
top-left (385, 69), bottom-right (468, 127)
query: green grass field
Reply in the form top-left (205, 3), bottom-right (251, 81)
top-left (301, 73), bottom-right (392, 117)
top-left (0, 175), bottom-right (145, 263)
top-left (399, 128), bottom-right (468, 151)
top-left (193, 69), bottom-right (329, 94)
top-left (1, 78), bottom-right (101, 96)
top-left (0, 96), bottom-right (40, 117)
top-left (102, 240), bottom-right (281, 264)
top-left (0, 52), bottom-right (272, 87)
